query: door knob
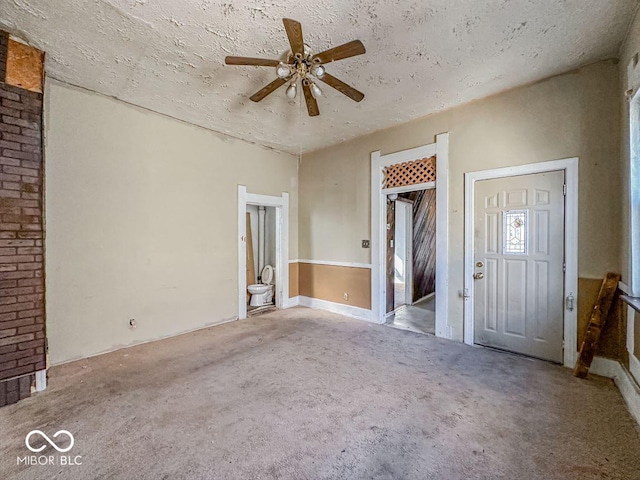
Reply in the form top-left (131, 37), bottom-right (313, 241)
top-left (473, 272), bottom-right (484, 280)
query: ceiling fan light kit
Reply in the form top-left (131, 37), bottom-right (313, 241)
top-left (225, 18), bottom-right (366, 117)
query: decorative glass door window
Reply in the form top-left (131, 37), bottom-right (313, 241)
top-left (503, 210), bottom-right (528, 255)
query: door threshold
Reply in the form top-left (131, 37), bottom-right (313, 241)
top-left (476, 344), bottom-right (561, 365)
top-left (247, 305), bottom-right (277, 317)
top-left (384, 322), bottom-right (435, 337)
top-left (392, 304), bottom-right (409, 314)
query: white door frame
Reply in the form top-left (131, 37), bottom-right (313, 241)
top-left (392, 198), bottom-right (414, 309)
top-left (370, 133), bottom-right (450, 338)
top-left (463, 157), bottom-right (579, 367)
top-left (237, 186), bottom-right (289, 320)
top-left (399, 199), bottom-right (414, 307)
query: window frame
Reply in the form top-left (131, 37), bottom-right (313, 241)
top-left (629, 90), bottom-right (640, 297)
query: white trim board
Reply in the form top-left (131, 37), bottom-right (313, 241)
top-left (50, 315), bottom-right (239, 367)
top-left (238, 186), bottom-right (290, 320)
top-left (590, 357), bottom-right (640, 426)
top-left (629, 89), bottom-right (640, 297)
top-left (370, 133), bottom-right (450, 338)
top-left (284, 295), bottom-right (300, 309)
top-left (383, 181), bottom-right (435, 196)
top-left (463, 157), bottom-right (579, 368)
top-left (290, 259), bottom-right (372, 269)
top-left (35, 369), bottom-right (46, 392)
top-left (298, 296), bottom-right (372, 322)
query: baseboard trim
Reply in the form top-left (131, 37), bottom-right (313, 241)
top-left (51, 315), bottom-right (239, 367)
top-left (35, 369), bottom-right (46, 392)
top-left (297, 296), bottom-right (373, 322)
top-left (284, 296), bottom-right (300, 308)
top-left (290, 259), bottom-right (372, 269)
top-left (591, 357), bottom-right (640, 426)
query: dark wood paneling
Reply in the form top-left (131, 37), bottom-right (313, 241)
top-left (386, 198), bottom-right (395, 314)
top-left (400, 189), bottom-right (436, 301)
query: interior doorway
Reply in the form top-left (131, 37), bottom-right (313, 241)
top-left (245, 205), bottom-right (278, 316)
top-left (385, 188), bottom-right (437, 335)
top-left (370, 134), bottom-right (450, 338)
top-left (237, 186), bottom-right (289, 321)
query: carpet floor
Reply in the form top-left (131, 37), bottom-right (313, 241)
top-left (1, 307), bottom-right (639, 479)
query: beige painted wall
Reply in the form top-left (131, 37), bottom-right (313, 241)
top-left (300, 60), bottom-right (622, 341)
top-left (44, 80), bottom-right (298, 365)
top-left (298, 263), bottom-right (371, 310)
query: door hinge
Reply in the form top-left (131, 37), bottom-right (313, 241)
top-left (563, 262), bottom-right (566, 272)
top-left (563, 184), bottom-right (567, 196)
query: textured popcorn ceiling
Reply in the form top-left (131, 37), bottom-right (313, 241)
top-left (0, 0), bottom-right (636, 153)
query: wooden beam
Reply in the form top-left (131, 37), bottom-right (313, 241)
top-left (573, 272), bottom-right (621, 378)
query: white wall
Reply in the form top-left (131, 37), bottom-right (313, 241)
top-left (44, 79), bottom-right (298, 365)
top-left (265, 206), bottom-right (276, 275)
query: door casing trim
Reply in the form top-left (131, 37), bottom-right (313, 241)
top-left (370, 133), bottom-right (450, 337)
top-left (463, 158), bottom-right (579, 367)
top-left (237, 186), bottom-right (290, 320)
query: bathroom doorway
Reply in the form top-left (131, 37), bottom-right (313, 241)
top-left (385, 188), bottom-right (436, 335)
top-left (237, 186), bottom-right (290, 320)
top-left (246, 205), bottom-right (277, 316)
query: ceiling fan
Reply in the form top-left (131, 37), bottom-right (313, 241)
top-left (225, 18), bottom-right (366, 117)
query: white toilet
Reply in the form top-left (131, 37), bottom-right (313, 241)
top-left (248, 265), bottom-right (275, 307)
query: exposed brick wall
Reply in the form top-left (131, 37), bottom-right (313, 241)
top-left (0, 75), bottom-right (45, 405)
top-left (0, 372), bottom-right (33, 406)
top-left (0, 32), bottom-right (7, 82)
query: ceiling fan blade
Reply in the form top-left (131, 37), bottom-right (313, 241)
top-left (250, 77), bottom-right (288, 102)
top-left (318, 73), bottom-right (364, 102)
top-left (312, 40), bottom-right (366, 64)
top-left (283, 18), bottom-right (304, 57)
top-left (302, 81), bottom-right (320, 117)
top-left (225, 56), bottom-right (280, 67)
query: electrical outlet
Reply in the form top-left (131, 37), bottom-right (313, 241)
top-left (343, 292), bottom-right (349, 301)
top-left (362, 240), bottom-right (370, 248)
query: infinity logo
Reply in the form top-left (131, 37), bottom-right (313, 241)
top-left (25, 430), bottom-right (75, 453)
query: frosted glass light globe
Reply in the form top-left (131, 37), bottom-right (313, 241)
top-left (276, 62), bottom-right (292, 79)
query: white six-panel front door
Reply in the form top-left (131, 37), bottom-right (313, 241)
top-left (473, 171), bottom-right (565, 363)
